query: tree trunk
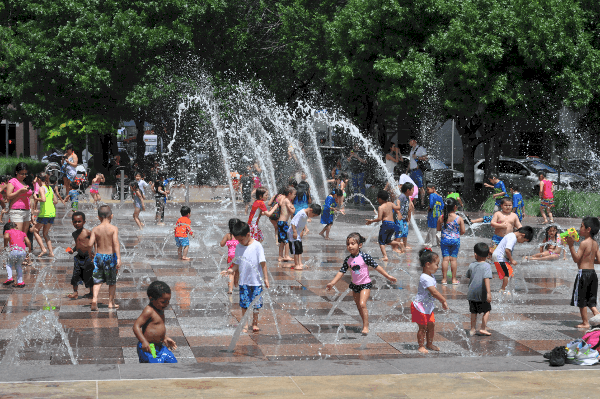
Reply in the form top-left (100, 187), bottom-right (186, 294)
top-left (483, 124), bottom-right (500, 180)
top-left (461, 135), bottom-right (477, 209)
top-left (135, 119), bottom-right (146, 166)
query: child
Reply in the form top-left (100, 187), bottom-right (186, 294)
top-left (490, 197), bottom-right (522, 248)
top-left (319, 189), bottom-right (343, 240)
top-left (492, 226), bottom-right (534, 293)
top-left (326, 232), bottom-right (397, 334)
top-left (466, 243), bottom-right (493, 336)
top-left (525, 225), bottom-right (565, 261)
top-left (392, 182), bottom-right (414, 252)
top-left (511, 186), bottom-right (525, 222)
top-left (154, 178), bottom-right (168, 226)
top-left (135, 172), bottom-right (150, 201)
top-left (220, 218), bottom-right (240, 294)
top-left (2, 221), bottom-right (31, 287)
top-left (240, 171), bottom-right (253, 214)
top-left (0, 175), bottom-right (8, 222)
top-left (539, 172), bottom-right (554, 224)
top-left (277, 186), bottom-right (296, 262)
top-left (130, 182), bottom-right (145, 230)
top-left (248, 188), bottom-right (278, 243)
top-left (565, 217), bottom-right (600, 329)
top-left (63, 183), bottom-right (80, 212)
top-left (32, 173), bottom-right (56, 257)
top-left (484, 174), bottom-right (508, 212)
top-left (411, 248), bottom-right (448, 353)
top-left (222, 221), bottom-right (269, 333)
top-left (174, 205), bottom-right (194, 261)
top-left (89, 173), bottom-right (105, 204)
top-left (446, 189), bottom-right (464, 209)
top-left (268, 189), bottom-right (284, 243)
top-left (133, 281), bottom-right (178, 363)
top-left (66, 211), bottom-right (94, 299)
top-left (293, 181), bottom-right (312, 216)
top-left (437, 197), bottom-right (465, 285)
top-left (426, 183), bottom-right (444, 247)
top-left (30, 172), bottom-right (43, 217)
top-left (88, 205), bottom-right (121, 311)
top-left (288, 203), bottom-right (322, 269)
top-left (366, 189), bottom-right (403, 261)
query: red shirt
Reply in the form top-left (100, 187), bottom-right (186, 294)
top-left (174, 216), bottom-right (192, 237)
top-left (248, 200), bottom-right (267, 225)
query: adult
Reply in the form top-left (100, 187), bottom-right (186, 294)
top-left (347, 144), bottom-right (368, 207)
top-left (385, 143), bottom-right (401, 176)
top-left (6, 162), bottom-right (33, 236)
top-left (408, 137), bottom-right (428, 206)
top-left (62, 144), bottom-right (78, 194)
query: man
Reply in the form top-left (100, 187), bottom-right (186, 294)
top-left (347, 143), bottom-right (367, 207)
top-left (408, 137), bottom-right (427, 206)
top-left (62, 144), bottom-right (79, 194)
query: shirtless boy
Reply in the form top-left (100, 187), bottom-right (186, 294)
top-left (277, 186), bottom-right (296, 262)
top-left (566, 217), bottom-right (600, 329)
top-left (366, 190), bottom-right (403, 261)
top-left (88, 205), bottom-right (121, 311)
top-left (67, 211), bottom-right (94, 299)
top-left (490, 197), bottom-right (522, 249)
top-left (133, 280), bottom-right (178, 363)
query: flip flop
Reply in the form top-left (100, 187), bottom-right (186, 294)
top-left (441, 281), bottom-right (448, 285)
top-left (452, 282), bottom-right (460, 285)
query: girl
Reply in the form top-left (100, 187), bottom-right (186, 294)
top-left (154, 178), bottom-right (168, 225)
top-left (326, 232), bottom-right (397, 334)
top-left (2, 221), bottom-right (32, 287)
top-left (437, 197), bottom-right (465, 285)
top-left (220, 218), bottom-right (240, 294)
top-left (268, 189), bottom-right (284, 242)
top-left (6, 163), bottom-right (33, 238)
top-left (89, 173), bottom-right (105, 204)
top-left (412, 248), bottom-right (448, 354)
top-left (525, 225), bottom-right (565, 261)
top-left (130, 182), bottom-right (145, 230)
top-left (319, 189), bottom-right (344, 240)
top-left (293, 181), bottom-right (312, 216)
top-left (30, 172), bottom-right (43, 219)
top-left (32, 173), bottom-right (56, 257)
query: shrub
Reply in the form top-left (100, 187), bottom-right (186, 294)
top-left (482, 191), bottom-right (600, 218)
top-left (0, 157), bottom-right (46, 177)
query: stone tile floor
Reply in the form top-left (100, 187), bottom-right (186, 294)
top-left (0, 202), bottom-right (592, 369)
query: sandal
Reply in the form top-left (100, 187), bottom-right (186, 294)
top-left (3, 278), bottom-right (14, 285)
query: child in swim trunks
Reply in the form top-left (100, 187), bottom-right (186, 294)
top-left (67, 211), bottom-right (94, 299)
top-left (412, 248), bottom-right (448, 353)
top-left (326, 232), bottom-right (397, 334)
top-left (277, 186), bottom-right (296, 262)
top-left (393, 182), bottom-right (414, 252)
top-left (492, 226), bottom-right (534, 293)
top-left (63, 183), bottom-right (80, 212)
top-left (220, 218), bottom-right (240, 294)
top-left (319, 189), bottom-right (343, 240)
top-left (367, 189), bottom-right (403, 261)
top-left (88, 205), bottom-right (121, 311)
top-left (490, 197), bottom-right (522, 250)
top-left (175, 205), bottom-right (194, 261)
top-left (133, 280), bottom-right (178, 363)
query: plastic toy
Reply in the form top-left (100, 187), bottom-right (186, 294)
top-left (560, 228), bottom-right (579, 245)
top-left (149, 343), bottom-right (157, 358)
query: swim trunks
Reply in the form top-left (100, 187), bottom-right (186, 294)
top-left (92, 253), bottom-right (118, 285)
top-left (289, 240), bottom-right (303, 255)
top-left (71, 254), bottom-right (94, 288)
top-left (491, 234), bottom-right (503, 246)
top-left (37, 217), bottom-right (55, 225)
top-left (409, 169), bottom-right (424, 188)
top-left (395, 220), bottom-right (408, 239)
top-left (277, 221), bottom-right (289, 244)
top-left (349, 282), bottom-right (373, 292)
top-left (483, 216), bottom-right (492, 224)
top-left (378, 221), bottom-right (396, 245)
top-left (137, 342), bottom-right (178, 363)
top-left (249, 222), bottom-right (264, 242)
top-left (174, 237), bottom-right (189, 247)
top-left (469, 300), bottom-right (492, 314)
top-left (71, 201), bottom-right (78, 210)
top-left (571, 269), bottom-right (598, 308)
top-left (541, 198), bottom-right (554, 208)
top-left (441, 239), bottom-right (460, 258)
top-left (239, 284), bottom-right (263, 309)
top-left (494, 262), bottom-right (513, 280)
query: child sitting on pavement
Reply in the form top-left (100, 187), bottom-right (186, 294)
top-left (466, 243), bottom-right (493, 337)
top-left (490, 197), bottom-right (522, 249)
top-left (67, 211), bottom-right (94, 299)
top-left (88, 205), bottom-right (121, 311)
top-left (133, 280), bottom-right (178, 363)
top-left (525, 224), bottom-right (565, 262)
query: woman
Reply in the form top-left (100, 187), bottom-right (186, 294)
top-left (6, 162), bottom-right (33, 236)
top-left (385, 143), bottom-right (401, 176)
top-left (62, 144), bottom-right (78, 194)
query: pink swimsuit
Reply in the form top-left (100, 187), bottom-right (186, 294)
top-left (226, 239), bottom-right (239, 266)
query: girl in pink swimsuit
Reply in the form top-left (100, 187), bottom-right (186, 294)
top-left (2, 221), bottom-right (32, 287)
top-left (525, 225), bottom-right (565, 261)
top-left (220, 218), bottom-right (240, 294)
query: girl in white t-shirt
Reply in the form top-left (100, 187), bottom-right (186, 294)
top-left (411, 248), bottom-right (448, 354)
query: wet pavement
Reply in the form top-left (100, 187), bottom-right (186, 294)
top-left (0, 200), bottom-right (592, 371)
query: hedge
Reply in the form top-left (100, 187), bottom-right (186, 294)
top-left (482, 191), bottom-right (600, 218)
top-left (0, 157), bottom-right (47, 177)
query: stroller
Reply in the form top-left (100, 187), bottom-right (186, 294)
top-left (44, 150), bottom-right (64, 181)
top-left (112, 166), bottom-right (131, 200)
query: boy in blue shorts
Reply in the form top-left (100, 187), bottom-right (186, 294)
top-left (426, 183), bottom-right (443, 246)
top-left (63, 183), bottom-right (80, 212)
top-left (393, 182), bottom-right (414, 251)
top-left (223, 221), bottom-right (269, 332)
top-left (511, 186), bottom-right (525, 222)
top-left (175, 206), bottom-right (194, 261)
top-left (133, 280), bottom-right (178, 363)
top-left (367, 189), bottom-right (403, 261)
top-left (88, 205), bottom-right (121, 311)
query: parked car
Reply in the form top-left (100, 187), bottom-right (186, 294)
top-left (402, 156), bottom-right (464, 191)
top-left (474, 157), bottom-right (588, 195)
top-left (565, 159), bottom-right (600, 189)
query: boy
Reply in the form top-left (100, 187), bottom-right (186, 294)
top-left (133, 281), bottom-right (178, 363)
top-left (175, 205), bottom-right (194, 261)
top-left (366, 189), bottom-right (403, 261)
top-left (466, 243), bottom-right (493, 336)
top-left (446, 189), bottom-right (464, 209)
top-left (223, 221), bottom-right (269, 333)
top-left (490, 197), bottom-right (522, 248)
top-left (63, 183), bottom-right (80, 212)
top-left (288, 203), bottom-right (322, 269)
top-left (566, 217), bottom-right (600, 328)
top-left (277, 186), bottom-right (296, 262)
top-left (247, 188), bottom-right (278, 242)
top-left (484, 174), bottom-right (508, 212)
top-left (539, 172), bottom-right (554, 224)
top-left (511, 186), bottom-right (525, 222)
top-left (394, 182), bottom-right (414, 251)
top-left (88, 205), bottom-right (121, 311)
top-left (240, 170), bottom-right (253, 214)
top-left (492, 226), bottom-right (534, 293)
top-left (66, 211), bottom-right (94, 299)
top-left (426, 183), bottom-right (444, 247)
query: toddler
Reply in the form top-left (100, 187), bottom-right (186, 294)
top-left (2, 222), bottom-right (31, 287)
top-left (220, 218), bottom-right (240, 294)
top-left (174, 206), bottom-right (194, 261)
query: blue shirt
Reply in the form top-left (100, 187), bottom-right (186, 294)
top-left (512, 192), bottom-right (524, 221)
top-left (324, 195), bottom-right (337, 214)
top-left (494, 181), bottom-right (508, 206)
top-left (428, 193), bottom-right (444, 228)
top-left (69, 189), bottom-right (79, 203)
